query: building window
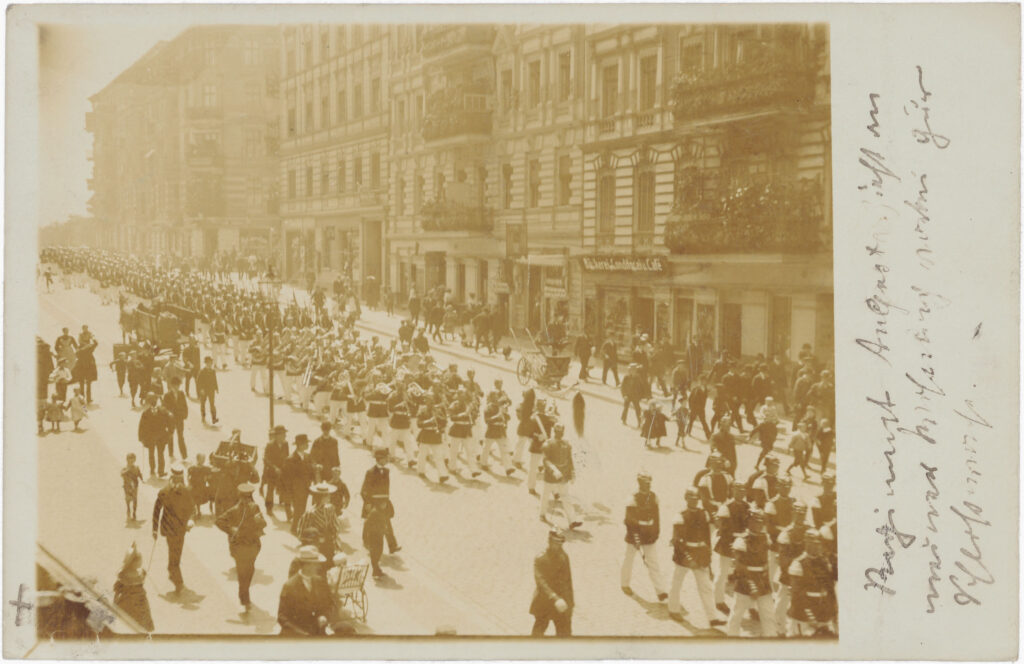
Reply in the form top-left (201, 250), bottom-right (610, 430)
top-left (337, 160), bottom-right (346, 193)
top-left (558, 154), bottom-right (572, 205)
top-left (243, 39), bottom-right (260, 65)
top-left (305, 98), bottom-right (314, 132)
top-left (501, 69), bottom-right (513, 111)
top-left (244, 129), bottom-right (261, 158)
top-left (639, 55), bottom-right (657, 110)
top-left (634, 167), bottom-right (655, 233)
top-left (248, 177), bottom-right (262, 208)
top-left (598, 172), bottom-right (616, 234)
top-left (396, 177), bottom-right (405, 215)
top-left (337, 88), bottom-right (347, 123)
top-left (203, 84), bottom-right (218, 108)
top-left (602, 64), bottom-right (618, 117)
top-left (371, 152), bottom-right (381, 188)
top-left (288, 170), bottom-right (296, 198)
top-left (528, 158), bottom-right (541, 207)
top-left (305, 166), bottom-right (314, 196)
top-left (414, 173), bottom-right (424, 212)
top-left (204, 42), bottom-right (217, 66)
top-left (353, 83), bottom-right (363, 119)
top-left (558, 52), bottom-right (572, 102)
top-left (287, 107), bottom-right (296, 137)
top-left (527, 60), bottom-right (541, 108)
top-left (680, 40), bottom-right (703, 75)
top-left (354, 156), bottom-right (363, 188)
top-left (321, 164), bottom-right (330, 194)
top-left (502, 164), bottom-right (514, 209)
top-left (371, 78), bottom-right (381, 113)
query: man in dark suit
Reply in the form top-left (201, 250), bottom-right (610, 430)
top-left (360, 447), bottom-right (400, 554)
top-left (574, 332), bottom-right (592, 381)
top-left (162, 376), bottom-right (189, 460)
top-left (182, 337), bottom-right (201, 399)
top-left (310, 420), bottom-right (340, 473)
top-left (686, 378), bottom-right (711, 439)
top-left (152, 463), bottom-right (195, 594)
top-left (601, 338), bottom-right (620, 386)
top-left (215, 482), bottom-right (267, 610)
top-left (620, 364), bottom-right (645, 426)
top-left (262, 425), bottom-right (290, 518)
top-left (530, 528), bottom-right (574, 636)
top-left (138, 394), bottom-right (171, 477)
top-left (277, 546), bottom-right (332, 636)
top-left (284, 434), bottom-right (315, 535)
top-left (196, 356), bottom-right (219, 424)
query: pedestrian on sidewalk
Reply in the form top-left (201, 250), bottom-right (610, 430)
top-left (575, 332), bottom-right (592, 381)
top-left (620, 365), bottom-right (645, 426)
top-left (284, 434), bottom-right (315, 534)
top-left (162, 376), bottom-right (189, 460)
top-left (137, 394), bottom-right (171, 477)
top-left (120, 453), bottom-right (143, 521)
top-left (196, 356), bottom-right (219, 424)
top-left (620, 472), bottom-right (667, 601)
top-left (110, 352), bottom-right (128, 397)
top-left (600, 338), bottom-right (620, 387)
top-left (361, 447), bottom-right (401, 555)
top-left (215, 482), bottom-right (267, 611)
top-left (262, 425), bottom-right (290, 519)
top-left (530, 528), bottom-right (573, 636)
top-left (152, 463), bottom-right (195, 594)
top-left (66, 388), bottom-right (88, 431)
top-left (786, 421), bottom-right (812, 479)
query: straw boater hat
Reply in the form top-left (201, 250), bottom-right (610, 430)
top-left (310, 481), bottom-right (337, 495)
top-left (237, 482), bottom-right (258, 494)
top-left (170, 462), bottom-right (186, 477)
top-left (296, 545), bottom-right (326, 564)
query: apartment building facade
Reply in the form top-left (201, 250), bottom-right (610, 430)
top-left (277, 24), bottom-right (390, 285)
top-left (87, 26), bottom-right (281, 258)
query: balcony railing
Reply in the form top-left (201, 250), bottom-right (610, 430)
top-left (421, 200), bottom-right (494, 233)
top-left (422, 86), bottom-right (493, 141)
top-left (671, 52), bottom-right (817, 122)
top-left (633, 231), bottom-right (655, 252)
top-left (664, 176), bottom-right (825, 254)
top-left (420, 25), bottom-right (494, 59)
top-left (598, 117), bottom-right (616, 134)
top-left (636, 110), bottom-right (657, 129)
top-left (596, 231), bottom-right (615, 248)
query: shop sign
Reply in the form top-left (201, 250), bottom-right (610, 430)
top-left (581, 255), bottom-right (667, 274)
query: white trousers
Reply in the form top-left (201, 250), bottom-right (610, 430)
top-left (527, 453), bottom-right (541, 492)
top-left (213, 343), bottom-right (229, 367)
top-left (417, 443), bottom-right (448, 481)
top-left (365, 416), bottom-right (388, 448)
top-left (726, 593), bottom-right (776, 637)
top-left (250, 366), bottom-right (266, 392)
top-left (234, 339), bottom-right (250, 364)
top-left (621, 543), bottom-right (666, 595)
top-left (714, 556), bottom-right (734, 605)
top-left (540, 479), bottom-right (576, 523)
top-left (389, 428), bottom-right (415, 462)
top-left (775, 584), bottom-right (791, 636)
top-left (668, 565), bottom-right (718, 626)
top-left (513, 435), bottom-right (531, 465)
top-left (448, 436), bottom-right (480, 474)
top-left (481, 436), bottom-right (512, 472)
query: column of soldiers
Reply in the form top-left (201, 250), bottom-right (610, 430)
top-left (44, 246), bottom-right (837, 638)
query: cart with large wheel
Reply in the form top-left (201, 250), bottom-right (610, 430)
top-left (509, 328), bottom-right (577, 395)
top-left (329, 561), bottom-right (370, 623)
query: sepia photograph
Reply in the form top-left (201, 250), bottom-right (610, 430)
top-left (31, 16), bottom-right (836, 643)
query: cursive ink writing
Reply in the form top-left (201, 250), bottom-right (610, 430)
top-left (948, 500), bottom-right (994, 606)
top-left (904, 66), bottom-right (951, 149)
top-left (864, 508), bottom-right (917, 595)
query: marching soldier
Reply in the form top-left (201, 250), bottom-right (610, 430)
top-left (620, 471), bottom-right (667, 601)
top-left (697, 453), bottom-right (733, 518)
top-left (774, 501), bottom-right (809, 635)
top-left (540, 424), bottom-right (580, 529)
top-left (713, 481), bottom-right (750, 613)
top-left (786, 529), bottom-right (837, 637)
top-left (481, 390), bottom-right (514, 476)
top-left (386, 380), bottom-right (415, 466)
top-left (765, 475), bottom-right (795, 584)
top-left (811, 473), bottom-right (837, 527)
top-left (215, 482), bottom-right (267, 610)
top-left (726, 511), bottom-right (776, 637)
top-left (151, 463), bottom-right (195, 594)
top-left (249, 337), bottom-right (267, 393)
top-left (447, 392), bottom-right (481, 478)
top-left (667, 488), bottom-right (723, 627)
top-left (364, 381), bottom-right (390, 448)
top-left (415, 397), bottom-right (449, 484)
top-left (748, 456), bottom-right (782, 509)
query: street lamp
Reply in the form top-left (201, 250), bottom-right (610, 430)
top-left (259, 276), bottom-right (282, 428)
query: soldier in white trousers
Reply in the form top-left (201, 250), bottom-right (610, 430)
top-left (620, 472), bottom-right (667, 601)
top-left (667, 488), bottom-right (724, 627)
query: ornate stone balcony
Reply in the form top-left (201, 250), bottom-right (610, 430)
top-left (420, 25), bottom-right (494, 61)
top-left (671, 51), bottom-right (817, 123)
top-left (420, 200), bottom-right (494, 233)
top-left (664, 175), bottom-right (825, 254)
top-left (422, 84), bottom-right (493, 142)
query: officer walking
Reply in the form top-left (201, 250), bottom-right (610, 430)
top-left (667, 488), bottom-right (723, 627)
top-left (620, 472), bottom-right (668, 602)
top-left (215, 482), bottom-right (267, 610)
top-left (540, 424), bottom-right (580, 529)
top-left (529, 528), bottom-right (573, 637)
top-left (152, 463), bottom-right (196, 594)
